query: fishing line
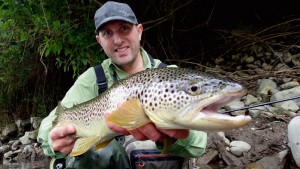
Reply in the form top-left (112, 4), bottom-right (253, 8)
top-left (221, 95), bottom-right (300, 114)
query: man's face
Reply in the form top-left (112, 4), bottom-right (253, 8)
top-left (96, 21), bottom-right (143, 67)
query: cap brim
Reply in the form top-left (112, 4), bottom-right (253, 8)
top-left (95, 16), bottom-right (137, 33)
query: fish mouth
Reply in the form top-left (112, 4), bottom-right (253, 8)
top-left (201, 90), bottom-right (245, 114)
top-left (178, 89), bottom-right (251, 131)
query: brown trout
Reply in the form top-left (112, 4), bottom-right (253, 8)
top-left (53, 67), bottom-right (251, 156)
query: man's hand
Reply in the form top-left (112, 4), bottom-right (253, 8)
top-left (105, 112), bottom-right (189, 142)
top-left (49, 124), bottom-right (77, 154)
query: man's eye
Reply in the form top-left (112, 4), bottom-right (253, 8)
top-left (120, 25), bottom-right (131, 34)
top-left (103, 30), bottom-right (112, 36)
top-left (121, 25), bottom-right (129, 31)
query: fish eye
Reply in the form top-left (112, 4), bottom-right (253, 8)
top-left (187, 85), bottom-right (202, 95)
top-left (191, 86), bottom-right (198, 92)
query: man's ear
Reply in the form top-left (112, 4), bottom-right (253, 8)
top-left (137, 24), bottom-right (143, 41)
top-left (96, 35), bottom-right (101, 44)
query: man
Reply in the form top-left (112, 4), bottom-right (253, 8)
top-left (37, 1), bottom-right (207, 169)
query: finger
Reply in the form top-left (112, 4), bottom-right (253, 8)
top-left (158, 128), bottom-right (189, 140)
top-left (52, 136), bottom-right (76, 152)
top-left (136, 123), bottom-right (164, 142)
top-left (129, 129), bottom-right (148, 141)
top-left (50, 125), bottom-right (76, 140)
top-left (106, 120), bottom-right (130, 135)
top-left (59, 144), bottom-right (75, 155)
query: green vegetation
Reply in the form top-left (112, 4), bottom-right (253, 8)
top-left (0, 0), bottom-right (106, 124)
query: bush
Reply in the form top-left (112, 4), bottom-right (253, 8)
top-left (0, 0), bottom-right (106, 121)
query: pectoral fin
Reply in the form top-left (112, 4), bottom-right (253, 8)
top-left (107, 98), bottom-right (151, 129)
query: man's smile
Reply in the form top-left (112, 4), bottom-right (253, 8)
top-left (115, 46), bottom-right (129, 52)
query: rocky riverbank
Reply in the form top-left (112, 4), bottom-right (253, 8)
top-left (192, 45), bottom-right (300, 168)
top-left (1, 46), bottom-right (300, 168)
top-left (0, 117), bottom-right (50, 167)
top-left (1, 78), bottom-right (299, 168)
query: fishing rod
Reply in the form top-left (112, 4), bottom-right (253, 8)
top-left (222, 95), bottom-right (300, 114)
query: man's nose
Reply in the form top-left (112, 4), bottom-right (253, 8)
top-left (113, 33), bottom-right (123, 45)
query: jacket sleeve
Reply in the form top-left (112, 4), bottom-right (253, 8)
top-left (156, 130), bottom-right (207, 158)
top-left (37, 67), bottom-right (98, 158)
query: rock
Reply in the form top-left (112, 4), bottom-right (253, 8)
top-left (15, 119), bottom-right (31, 131)
top-left (257, 79), bottom-right (277, 95)
top-left (245, 94), bottom-right (259, 106)
top-left (236, 71), bottom-right (249, 77)
top-left (280, 81), bottom-right (299, 90)
top-left (196, 149), bottom-right (219, 165)
top-left (248, 106), bottom-right (267, 118)
top-left (259, 111), bottom-right (276, 118)
top-left (229, 141), bottom-right (251, 157)
top-left (224, 99), bottom-right (246, 115)
top-left (255, 150), bottom-right (288, 169)
top-left (222, 149), bottom-right (243, 166)
top-left (19, 130), bottom-right (38, 145)
top-left (278, 101), bottom-right (299, 111)
top-left (241, 56), bottom-right (254, 64)
top-left (246, 163), bottom-right (264, 169)
top-left (274, 51), bottom-right (284, 58)
top-left (274, 63), bottom-right (290, 71)
top-left (262, 63), bottom-right (272, 71)
top-left (215, 57), bottom-right (224, 64)
top-left (288, 116), bottom-right (300, 167)
top-left (270, 88), bottom-right (280, 95)
top-left (28, 130), bottom-right (38, 140)
top-left (22, 144), bottom-right (33, 157)
top-left (271, 86), bottom-right (300, 107)
top-left (1, 123), bottom-right (18, 137)
top-left (254, 60), bottom-right (262, 66)
top-left (282, 52), bottom-right (293, 63)
top-left (3, 150), bottom-right (13, 159)
top-left (231, 54), bottom-right (241, 61)
top-left (217, 132), bottom-right (230, 146)
top-left (292, 55), bottom-right (300, 66)
top-left (31, 117), bottom-right (43, 130)
top-left (0, 135), bottom-right (9, 144)
top-left (254, 68), bottom-right (265, 74)
top-left (246, 64), bottom-right (258, 69)
top-left (282, 78), bottom-right (292, 83)
top-left (285, 111), bottom-right (297, 117)
top-left (0, 145), bottom-right (10, 154)
top-left (11, 140), bottom-right (21, 151)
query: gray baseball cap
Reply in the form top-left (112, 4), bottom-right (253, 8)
top-left (94, 1), bottom-right (138, 34)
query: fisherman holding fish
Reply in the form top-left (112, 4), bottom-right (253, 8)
top-left (37, 1), bottom-right (209, 169)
